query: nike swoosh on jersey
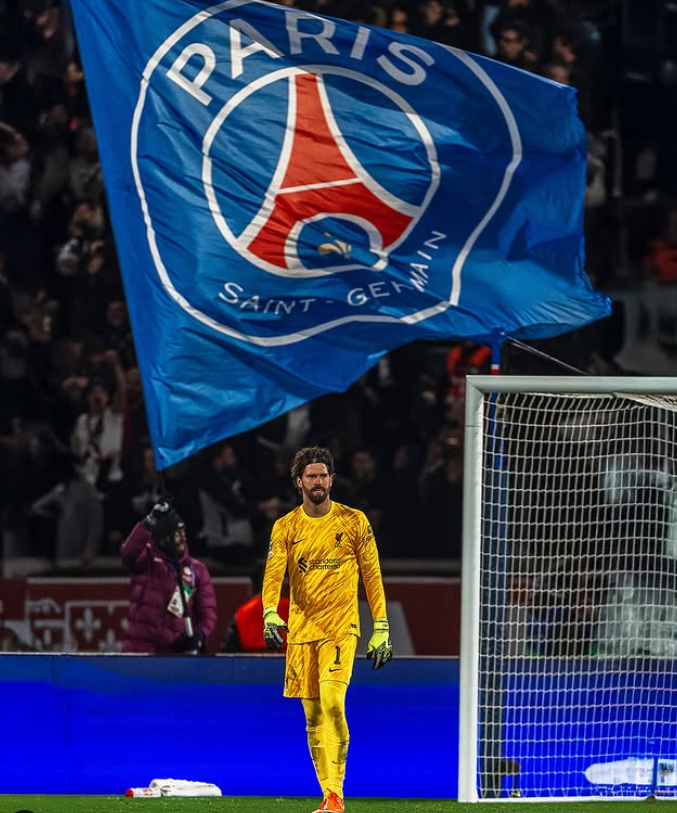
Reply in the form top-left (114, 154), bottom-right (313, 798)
top-left (291, 539), bottom-right (304, 545)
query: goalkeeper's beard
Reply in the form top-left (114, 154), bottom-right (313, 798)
top-left (304, 485), bottom-right (328, 505)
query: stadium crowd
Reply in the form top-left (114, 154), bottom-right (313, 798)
top-left (0, 0), bottom-right (675, 575)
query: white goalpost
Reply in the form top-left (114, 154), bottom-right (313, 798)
top-left (459, 376), bottom-right (677, 802)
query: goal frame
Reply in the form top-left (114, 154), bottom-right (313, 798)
top-left (458, 375), bottom-right (677, 803)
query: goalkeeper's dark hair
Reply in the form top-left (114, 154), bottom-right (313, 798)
top-left (290, 446), bottom-right (334, 486)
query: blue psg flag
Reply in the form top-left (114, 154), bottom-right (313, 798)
top-left (70, 0), bottom-right (610, 469)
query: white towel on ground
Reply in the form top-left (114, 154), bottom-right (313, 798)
top-left (150, 778), bottom-right (223, 797)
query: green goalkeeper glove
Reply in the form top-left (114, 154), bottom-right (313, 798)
top-left (263, 607), bottom-right (288, 649)
top-left (366, 618), bottom-right (392, 670)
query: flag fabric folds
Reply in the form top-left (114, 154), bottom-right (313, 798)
top-left (70, 0), bottom-right (610, 469)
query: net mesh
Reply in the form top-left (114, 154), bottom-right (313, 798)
top-left (478, 390), bottom-right (677, 799)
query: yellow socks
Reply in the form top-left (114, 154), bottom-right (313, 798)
top-left (302, 698), bottom-right (328, 794)
top-left (320, 680), bottom-right (350, 798)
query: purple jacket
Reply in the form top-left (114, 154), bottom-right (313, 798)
top-left (121, 522), bottom-right (217, 654)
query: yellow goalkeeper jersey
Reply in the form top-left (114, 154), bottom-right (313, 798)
top-left (262, 501), bottom-right (387, 644)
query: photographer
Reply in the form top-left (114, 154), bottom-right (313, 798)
top-left (121, 500), bottom-right (217, 655)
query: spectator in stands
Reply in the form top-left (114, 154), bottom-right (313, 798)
top-left (381, 441), bottom-right (424, 557)
top-left (222, 561), bottom-right (290, 652)
top-left (0, 120), bottom-right (30, 216)
top-left (31, 100), bottom-right (71, 217)
top-left (644, 205), bottom-right (677, 282)
top-left (414, 0), bottom-right (444, 39)
top-left (196, 440), bottom-right (257, 564)
top-left (30, 449), bottom-right (103, 566)
top-left (0, 418), bottom-right (46, 557)
top-left (65, 238), bottom-right (116, 342)
top-left (126, 444), bottom-right (161, 521)
top-left (346, 447), bottom-right (389, 539)
top-left (68, 123), bottom-right (102, 204)
top-left (0, 48), bottom-right (37, 133)
top-left (54, 198), bottom-right (106, 280)
top-left (0, 299), bottom-right (54, 426)
top-left (490, 20), bottom-right (534, 69)
top-left (64, 52), bottom-right (88, 119)
top-left (70, 350), bottom-right (126, 489)
top-left (443, 341), bottom-right (491, 426)
top-left (121, 499), bottom-right (217, 654)
top-left (70, 349), bottom-right (129, 550)
top-left (414, 0), bottom-right (475, 48)
top-left (101, 298), bottom-right (135, 369)
top-left (551, 26), bottom-right (608, 135)
top-left (256, 446), bottom-right (300, 511)
top-left (388, 8), bottom-right (410, 34)
top-left (491, 0), bottom-right (567, 61)
top-left (420, 428), bottom-right (464, 559)
top-left (121, 365), bottom-right (149, 467)
top-left (51, 338), bottom-right (89, 441)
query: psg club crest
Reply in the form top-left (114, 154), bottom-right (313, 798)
top-left (131, 1), bottom-right (519, 346)
top-left (72, 0), bottom-right (604, 465)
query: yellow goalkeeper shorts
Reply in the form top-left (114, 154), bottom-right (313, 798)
top-left (284, 633), bottom-right (358, 698)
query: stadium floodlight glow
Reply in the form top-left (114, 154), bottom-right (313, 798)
top-left (459, 376), bottom-right (677, 802)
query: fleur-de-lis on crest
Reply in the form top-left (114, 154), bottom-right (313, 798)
top-left (318, 232), bottom-right (352, 259)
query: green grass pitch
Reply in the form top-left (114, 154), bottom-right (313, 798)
top-left (4, 798), bottom-right (677, 812)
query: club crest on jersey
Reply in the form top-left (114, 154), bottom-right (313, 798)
top-left (132, 2), bottom-right (517, 345)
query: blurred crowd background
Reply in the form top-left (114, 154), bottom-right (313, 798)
top-left (1, 0), bottom-right (676, 578)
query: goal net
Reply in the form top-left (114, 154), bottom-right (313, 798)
top-left (458, 377), bottom-right (677, 802)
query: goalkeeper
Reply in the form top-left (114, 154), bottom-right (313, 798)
top-left (262, 446), bottom-right (392, 813)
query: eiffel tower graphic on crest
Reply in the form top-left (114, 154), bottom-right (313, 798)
top-left (241, 71), bottom-right (418, 275)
